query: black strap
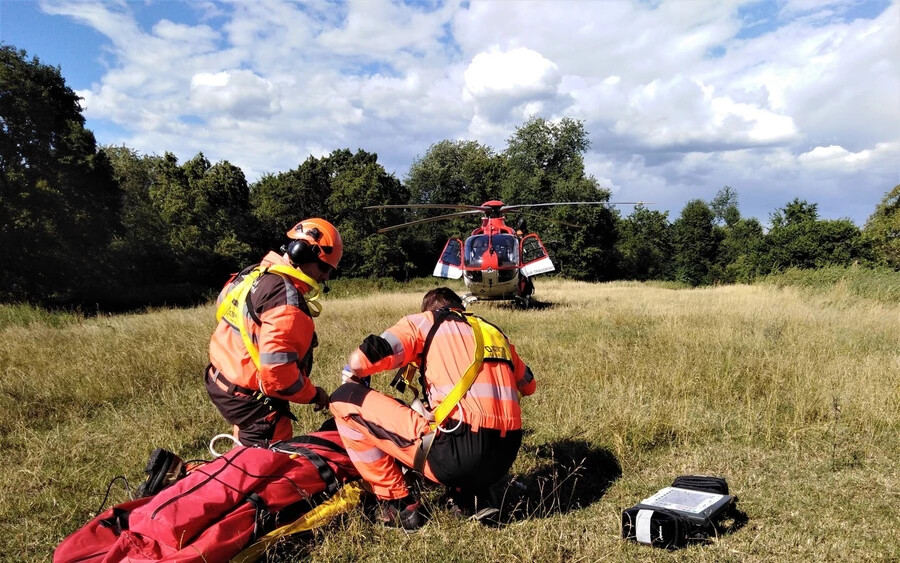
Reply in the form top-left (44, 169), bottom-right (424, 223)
top-left (294, 447), bottom-right (340, 496)
top-left (270, 434), bottom-right (346, 455)
top-left (420, 307), bottom-right (467, 379)
top-left (99, 507), bottom-right (130, 534)
top-left (244, 276), bottom-right (262, 326)
top-left (209, 365), bottom-right (258, 397)
top-left (208, 366), bottom-right (298, 422)
top-left (151, 447), bottom-right (253, 518)
top-left (245, 493), bottom-right (269, 540)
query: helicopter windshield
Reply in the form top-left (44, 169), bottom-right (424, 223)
top-left (464, 234), bottom-right (519, 268)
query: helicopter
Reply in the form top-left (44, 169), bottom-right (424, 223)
top-left (366, 200), bottom-right (650, 307)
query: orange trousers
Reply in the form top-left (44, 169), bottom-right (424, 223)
top-left (329, 383), bottom-right (439, 500)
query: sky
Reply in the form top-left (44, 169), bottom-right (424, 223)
top-left (1, 0), bottom-right (898, 226)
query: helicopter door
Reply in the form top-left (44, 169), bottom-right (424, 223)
top-left (519, 234), bottom-right (555, 277)
top-left (433, 238), bottom-right (464, 279)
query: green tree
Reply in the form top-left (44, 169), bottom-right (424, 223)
top-left (0, 46), bottom-right (121, 303)
top-left (863, 185), bottom-right (900, 269)
top-left (672, 199), bottom-right (717, 286)
top-left (406, 140), bottom-right (502, 206)
top-left (403, 140), bottom-right (505, 275)
top-left (770, 198), bottom-right (819, 228)
top-left (501, 116), bottom-right (617, 280)
top-left (249, 155), bottom-right (332, 249)
top-left (102, 146), bottom-right (174, 286)
top-left (710, 185), bottom-right (740, 227)
top-left (327, 149), bottom-right (410, 278)
top-left (764, 199), bottom-right (862, 271)
top-left (617, 205), bottom-right (673, 280)
top-left (194, 159), bottom-right (256, 267)
top-left (501, 116), bottom-right (590, 204)
top-left (149, 152), bottom-right (255, 286)
top-left (718, 217), bottom-right (766, 283)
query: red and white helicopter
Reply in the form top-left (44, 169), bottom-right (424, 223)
top-left (367, 200), bottom-right (648, 306)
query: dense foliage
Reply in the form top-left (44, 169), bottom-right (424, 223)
top-left (0, 46), bottom-right (121, 304)
top-left (1, 47), bottom-right (895, 308)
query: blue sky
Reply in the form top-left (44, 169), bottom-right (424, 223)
top-left (1, 0), bottom-right (897, 226)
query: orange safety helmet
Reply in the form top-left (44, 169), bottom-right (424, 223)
top-left (286, 218), bottom-right (343, 270)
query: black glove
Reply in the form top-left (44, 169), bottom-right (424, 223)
top-left (312, 386), bottom-right (330, 412)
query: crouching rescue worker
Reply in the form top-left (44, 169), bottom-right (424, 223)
top-left (206, 218), bottom-right (342, 447)
top-left (329, 287), bottom-right (537, 530)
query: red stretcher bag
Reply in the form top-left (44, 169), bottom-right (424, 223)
top-left (54, 431), bottom-right (359, 563)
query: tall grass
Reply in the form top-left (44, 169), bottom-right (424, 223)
top-left (0, 302), bottom-right (82, 328)
top-left (763, 264), bottom-right (900, 303)
top-left (2, 277), bottom-right (898, 561)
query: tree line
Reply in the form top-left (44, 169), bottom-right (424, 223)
top-left (2, 46), bottom-right (897, 308)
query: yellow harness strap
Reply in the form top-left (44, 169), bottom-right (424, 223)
top-left (232, 481), bottom-right (364, 563)
top-left (430, 314), bottom-right (486, 428)
top-left (428, 313), bottom-right (511, 428)
top-left (215, 264), bottom-right (323, 371)
top-left (414, 313), bottom-right (511, 474)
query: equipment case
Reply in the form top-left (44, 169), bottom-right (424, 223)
top-left (621, 475), bottom-right (741, 549)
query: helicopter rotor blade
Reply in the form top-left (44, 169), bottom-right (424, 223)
top-left (365, 203), bottom-right (486, 211)
top-left (501, 201), bottom-right (654, 212)
top-left (375, 210), bottom-right (485, 233)
top-left (504, 209), bottom-right (583, 229)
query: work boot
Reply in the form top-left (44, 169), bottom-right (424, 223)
top-left (376, 495), bottom-right (428, 531)
top-left (444, 486), bottom-right (504, 525)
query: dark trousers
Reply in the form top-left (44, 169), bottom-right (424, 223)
top-left (204, 368), bottom-right (292, 447)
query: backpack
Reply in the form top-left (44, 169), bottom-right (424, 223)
top-left (54, 431), bottom-right (360, 563)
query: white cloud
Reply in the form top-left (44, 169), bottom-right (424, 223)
top-left (462, 47), bottom-right (568, 127)
top-left (607, 76), bottom-right (797, 149)
top-left (464, 47), bottom-right (559, 99)
top-left (189, 70), bottom-right (282, 118)
top-left (37, 0), bottom-right (900, 225)
top-left (798, 142), bottom-right (898, 170)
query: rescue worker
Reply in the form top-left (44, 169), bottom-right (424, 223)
top-left (206, 218), bottom-right (342, 447)
top-left (329, 287), bottom-right (537, 530)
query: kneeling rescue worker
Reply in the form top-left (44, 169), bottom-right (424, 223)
top-left (330, 287), bottom-right (537, 529)
top-left (206, 218), bottom-right (342, 447)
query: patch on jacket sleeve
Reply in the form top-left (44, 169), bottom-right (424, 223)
top-left (359, 334), bottom-right (394, 364)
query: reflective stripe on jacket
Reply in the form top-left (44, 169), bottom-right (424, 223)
top-left (348, 310), bottom-right (536, 433)
top-left (209, 251), bottom-right (318, 404)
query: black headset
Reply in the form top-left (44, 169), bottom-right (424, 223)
top-left (284, 239), bottom-right (321, 266)
top-left (281, 236), bottom-right (333, 293)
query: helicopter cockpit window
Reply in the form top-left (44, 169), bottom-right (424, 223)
top-left (492, 235), bottom-right (519, 267)
top-left (464, 235), bottom-right (519, 268)
top-left (464, 235), bottom-right (490, 267)
top-left (440, 239), bottom-right (462, 266)
top-left (522, 235), bottom-right (547, 263)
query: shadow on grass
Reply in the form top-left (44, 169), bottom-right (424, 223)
top-left (447, 439), bottom-right (621, 525)
top-left (260, 440), bottom-right (621, 560)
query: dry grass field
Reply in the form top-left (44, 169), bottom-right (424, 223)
top-left (1, 274), bottom-right (898, 561)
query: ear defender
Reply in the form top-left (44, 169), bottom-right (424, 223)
top-left (286, 239), bottom-right (320, 265)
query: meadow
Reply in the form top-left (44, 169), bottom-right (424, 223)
top-left (1, 271), bottom-right (898, 562)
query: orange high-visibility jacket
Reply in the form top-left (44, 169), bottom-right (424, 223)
top-left (209, 251), bottom-right (318, 404)
top-left (348, 310), bottom-right (536, 433)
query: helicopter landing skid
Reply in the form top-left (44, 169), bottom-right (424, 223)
top-left (461, 293), bottom-right (478, 307)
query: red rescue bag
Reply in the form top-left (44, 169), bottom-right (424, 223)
top-left (54, 431), bottom-right (359, 563)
